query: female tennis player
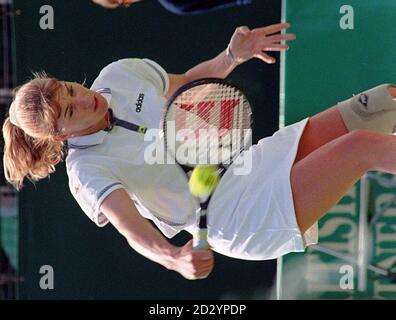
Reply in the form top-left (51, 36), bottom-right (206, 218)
top-left (4, 22), bottom-right (396, 280)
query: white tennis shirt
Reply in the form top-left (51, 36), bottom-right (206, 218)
top-left (65, 58), bottom-right (317, 260)
top-left (66, 58), bottom-right (199, 238)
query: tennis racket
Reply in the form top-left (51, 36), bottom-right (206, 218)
top-left (162, 78), bottom-right (253, 250)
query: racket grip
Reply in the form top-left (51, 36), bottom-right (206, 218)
top-left (193, 228), bottom-right (209, 250)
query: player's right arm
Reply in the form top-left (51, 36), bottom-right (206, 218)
top-left (164, 23), bottom-right (295, 99)
top-left (99, 188), bottom-right (214, 280)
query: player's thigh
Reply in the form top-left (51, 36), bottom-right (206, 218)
top-left (291, 130), bottom-right (374, 233)
top-left (294, 106), bottom-right (348, 163)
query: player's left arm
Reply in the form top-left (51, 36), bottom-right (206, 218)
top-left (165, 22), bottom-right (295, 99)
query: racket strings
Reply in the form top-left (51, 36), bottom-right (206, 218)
top-left (175, 85), bottom-right (249, 131)
top-left (166, 83), bottom-right (252, 165)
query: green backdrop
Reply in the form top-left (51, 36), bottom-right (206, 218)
top-left (282, 0), bottom-right (396, 299)
top-left (14, 0), bottom-right (282, 299)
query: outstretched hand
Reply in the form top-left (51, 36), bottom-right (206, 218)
top-left (228, 22), bottom-right (296, 65)
top-left (92, 0), bottom-right (133, 9)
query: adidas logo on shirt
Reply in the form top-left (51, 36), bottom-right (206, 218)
top-left (135, 93), bottom-right (145, 112)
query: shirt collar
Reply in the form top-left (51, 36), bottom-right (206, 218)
top-left (67, 88), bottom-right (112, 149)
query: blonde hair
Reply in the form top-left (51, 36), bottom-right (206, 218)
top-left (3, 74), bottom-right (65, 190)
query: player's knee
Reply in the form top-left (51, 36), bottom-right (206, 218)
top-left (337, 84), bottom-right (396, 134)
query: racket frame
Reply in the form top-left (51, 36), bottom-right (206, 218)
top-left (162, 78), bottom-right (254, 250)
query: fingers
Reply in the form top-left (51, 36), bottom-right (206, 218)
top-left (251, 23), bottom-right (295, 63)
top-left (191, 258), bottom-right (214, 280)
top-left (92, 0), bottom-right (123, 8)
top-left (253, 22), bottom-right (290, 36)
top-left (265, 33), bottom-right (296, 42)
top-left (255, 52), bottom-right (276, 64)
top-left (196, 265), bottom-right (214, 279)
top-left (264, 22), bottom-right (290, 35)
top-left (176, 240), bottom-right (214, 280)
top-left (228, 21), bottom-right (294, 65)
top-left (262, 44), bottom-right (289, 52)
top-left (182, 263), bottom-right (213, 280)
top-left (252, 23), bottom-right (295, 46)
top-left (256, 32), bottom-right (295, 62)
top-left (179, 245), bottom-right (214, 280)
top-left (193, 247), bottom-right (213, 261)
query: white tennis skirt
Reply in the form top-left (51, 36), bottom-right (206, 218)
top-left (204, 118), bottom-right (318, 261)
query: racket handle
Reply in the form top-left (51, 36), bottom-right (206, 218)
top-left (193, 228), bottom-right (209, 250)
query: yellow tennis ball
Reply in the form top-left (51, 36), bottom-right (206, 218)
top-left (189, 165), bottom-right (220, 199)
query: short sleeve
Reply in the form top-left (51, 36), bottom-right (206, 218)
top-left (117, 58), bottom-right (169, 96)
top-left (92, 58), bottom-right (170, 97)
top-left (67, 164), bottom-right (124, 227)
